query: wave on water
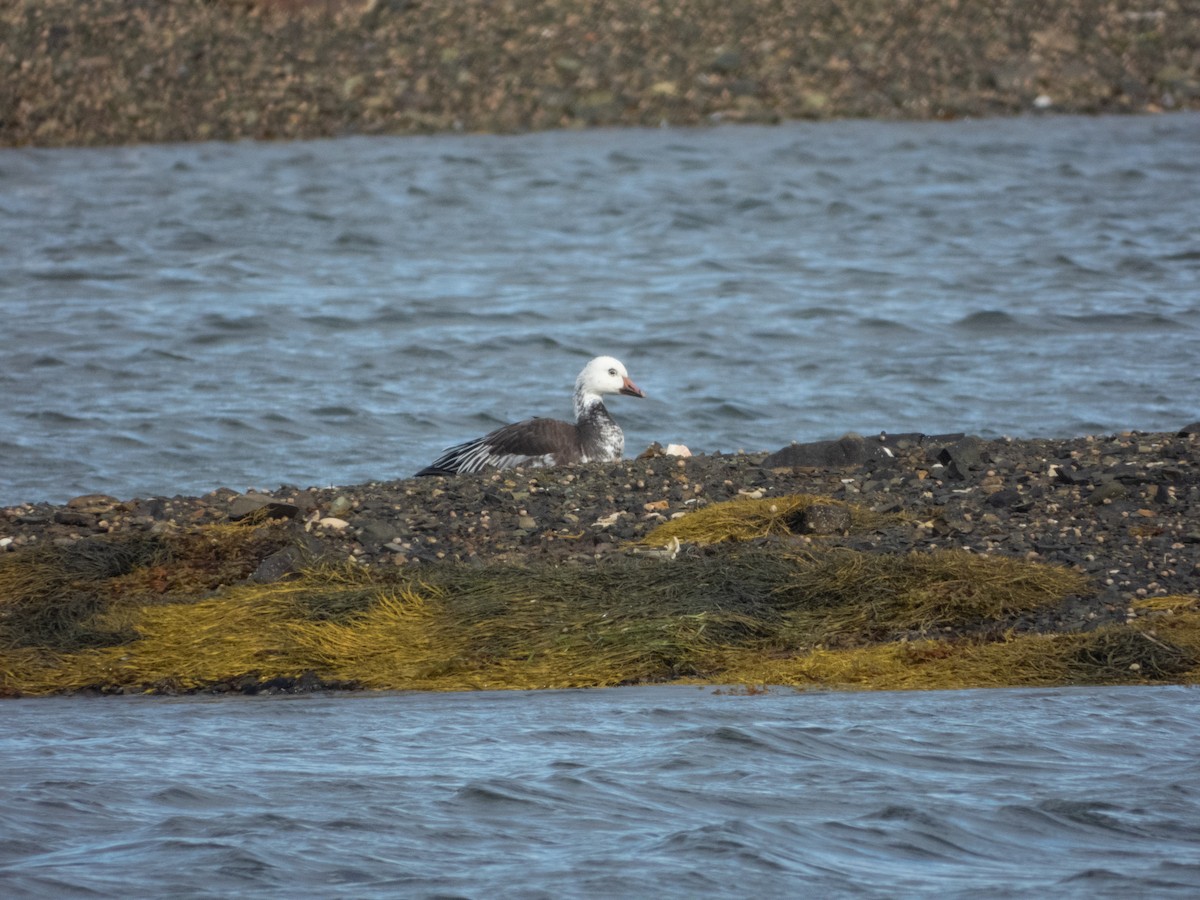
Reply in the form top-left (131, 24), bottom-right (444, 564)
top-left (1, 686), bottom-right (1199, 897)
top-left (951, 310), bottom-right (1031, 333)
top-left (2, 115), bottom-right (1199, 503)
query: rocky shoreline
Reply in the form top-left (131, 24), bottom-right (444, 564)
top-left (5, 427), bottom-right (1200, 616)
top-left (3, 428), bottom-right (1200, 695)
top-left (4, 0), bottom-right (1198, 147)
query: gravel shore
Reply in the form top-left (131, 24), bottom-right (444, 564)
top-left (4, 0), bottom-right (1198, 147)
top-left (3, 429), bottom-right (1199, 694)
top-left (5, 428), bottom-right (1199, 622)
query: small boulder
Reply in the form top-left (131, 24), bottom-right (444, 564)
top-left (228, 493), bottom-right (299, 522)
top-left (787, 503), bottom-right (852, 535)
top-left (1088, 481), bottom-right (1128, 505)
top-left (356, 517), bottom-right (400, 548)
top-left (54, 510), bottom-right (98, 527)
top-left (936, 436), bottom-right (989, 479)
top-left (763, 435), bottom-right (893, 469)
top-left (66, 494), bottom-right (120, 514)
top-left (251, 533), bottom-right (331, 583)
top-left (1053, 464), bottom-right (1095, 485)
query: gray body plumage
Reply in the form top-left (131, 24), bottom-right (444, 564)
top-left (416, 356), bottom-right (644, 477)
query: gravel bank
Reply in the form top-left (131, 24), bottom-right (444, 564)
top-left (4, 429), bottom-right (1199, 694)
top-left (5, 428), bottom-right (1199, 621)
top-left (4, 0), bottom-right (1198, 147)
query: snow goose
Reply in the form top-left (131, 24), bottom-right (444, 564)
top-left (416, 356), bottom-right (645, 476)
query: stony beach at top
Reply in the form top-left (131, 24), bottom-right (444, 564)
top-left (3, 0), bottom-right (1198, 147)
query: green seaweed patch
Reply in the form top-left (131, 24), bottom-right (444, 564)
top-left (712, 613), bottom-right (1200, 691)
top-left (1, 544), bottom-right (1114, 696)
top-left (0, 533), bottom-right (167, 651)
top-left (773, 548), bottom-right (1090, 648)
top-left (0, 522), bottom-right (298, 654)
top-left (641, 494), bottom-right (893, 547)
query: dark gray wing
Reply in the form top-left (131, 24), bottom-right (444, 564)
top-left (415, 418), bottom-right (581, 476)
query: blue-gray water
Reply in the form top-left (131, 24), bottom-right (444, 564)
top-left (2, 686), bottom-right (1199, 898)
top-left (4, 117), bottom-right (1200, 897)
top-left (2, 114), bottom-right (1199, 506)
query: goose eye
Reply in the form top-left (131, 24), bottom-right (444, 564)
top-left (608, 368), bottom-right (617, 376)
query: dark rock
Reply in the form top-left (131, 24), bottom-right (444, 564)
top-left (228, 493), bottom-right (299, 521)
top-left (925, 433), bottom-right (968, 444)
top-left (931, 515), bottom-right (974, 537)
top-left (54, 510), bottom-right (98, 527)
top-left (250, 533), bottom-right (331, 583)
top-left (1088, 481), bottom-right (1129, 505)
top-left (128, 497), bottom-right (167, 519)
top-left (1178, 422), bottom-right (1200, 436)
top-left (763, 435), bottom-right (894, 469)
top-left (1104, 462), bottom-right (1151, 484)
top-left (356, 517), bottom-right (401, 548)
top-left (788, 503), bottom-right (853, 535)
top-left (709, 49), bottom-right (743, 74)
top-left (936, 436), bottom-right (989, 479)
top-left (871, 432), bottom-right (961, 454)
top-left (289, 490), bottom-right (322, 515)
top-left (1053, 464), bottom-right (1094, 485)
top-left (66, 494), bottom-right (120, 513)
top-left (985, 488), bottom-right (1024, 509)
top-left (251, 547), bottom-right (306, 583)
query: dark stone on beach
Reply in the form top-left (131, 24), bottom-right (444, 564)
top-left (709, 48), bottom-right (743, 74)
top-left (66, 494), bottom-right (120, 513)
top-left (937, 436), bottom-right (989, 480)
top-left (355, 517), bottom-right (401, 549)
top-left (228, 493), bottom-right (300, 521)
top-left (251, 547), bottom-right (305, 583)
top-left (128, 497), bottom-right (168, 519)
top-left (1178, 422), bottom-right (1200, 436)
top-left (985, 488), bottom-right (1025, 509)
top-left (1054, 464), bottom-right (1094, 485)
top-left (922, 433), bottom-right (968, 445)
top-left (788, 503), bottom-right (853, 535)
top-left (250, 532), bottom-right (331, 583)
top-left (763, 435), bottom-right (894, 469)
top-left (931, 514), bottom-right (974, 537)
top-left (54, 510), bottom-right (98, 527)
top-left (1104, 462), bottom-right (1151, 484)
top-left (1088, 481), bottom-right (1129, 505)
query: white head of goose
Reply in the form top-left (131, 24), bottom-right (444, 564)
top-left (416, 356), bottom-right (645, 476)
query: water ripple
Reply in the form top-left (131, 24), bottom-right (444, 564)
top-left (2, 116), bottom-right (1199, 503)
top-left (2, 686), bottom-right (1200, 896)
